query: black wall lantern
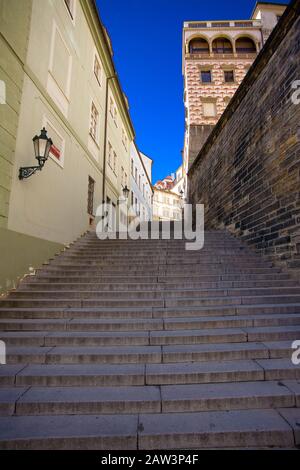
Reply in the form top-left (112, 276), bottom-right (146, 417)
top-left (122, 185), bottom-right (130, 199)
top-left (19, 127), bottom-right (53, 180)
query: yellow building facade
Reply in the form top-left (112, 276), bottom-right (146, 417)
top-left (0, 0), bottom-right (135, 292)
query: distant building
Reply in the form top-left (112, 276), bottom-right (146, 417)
top-left (130, 143), bottom-right (153, 222)
top-left (182, 1), bottom-right (288, 178)
top-left (155, 175), bottom-right (175, 191)
top-left (153, 188), bottom-right (182, 222)
top-left (171, 165), bottom-right (186, 198)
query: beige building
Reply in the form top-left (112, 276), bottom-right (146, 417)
top-left (130, 143), bottom-right (153, 222)
top-left (183, 1), bottom-right (287, 177)
top-left (153, 187), bottom-right (182, 222)
top-left (0, 0), bottom-right (135, 292)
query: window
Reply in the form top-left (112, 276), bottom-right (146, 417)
top-left (212, 38), bottom-right (233, 54)
top-left (236, 37), bottom-right (256, 54)
top-left (90, 102), bottom-right (99, 142)
top-left (189, 38), bottom-right (209, 54)
top-left (202, 101), bottom-right (217, 117)
top-left (64, 0), bottom-right (74, 20)
top-left (109, 97), bottom-right (118, 125)
top-left (121, 166), bottom-right (127, 186)
top-left (113, 151), bottom-right (117, 174)
top-left (201, 70), bottom-right (212, 83)
top-left (94, 55), bottom-right (102, 85)
top-left (135, 167), bottom-right (138, 182)
top-left (87, 176), bottom-right (95, 216)
top-left (108, 142), bottom-right (113, 168)
top-left (224, 70), bottom-right (235, 83)
top-left (122, 127), bottom-right (128, 150)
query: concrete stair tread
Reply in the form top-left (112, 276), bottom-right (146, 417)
top-left (0, 409), bottom-right (296, 449)
top-left (0, 380), bottom-right (297, 416)
top-left (0, 414), bottom-right (138, 449)
top-left (137, 409), bottom-right (295, 449)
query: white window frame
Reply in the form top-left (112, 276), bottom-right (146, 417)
top-left (109, 96), bottom-right (118, 127)
top-left (89, 101), bottom-right (100, 144)
top-left (93, 50), bottom-right (102, 87)
top-left (43, 115), bottom-right (65, 169)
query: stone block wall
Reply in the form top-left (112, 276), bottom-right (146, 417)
top-left (188, 0), bottom-right (300, 275)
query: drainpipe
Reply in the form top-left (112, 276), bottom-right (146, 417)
top-left (102, 74), bottom-right (117, 203)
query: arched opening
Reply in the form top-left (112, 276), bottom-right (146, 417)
top-left (236, 37), bottom-right (256, 53)
top-left (212, 37), bottom-right (233, 54)
top-left (189, 38), bottom-right (210, 54)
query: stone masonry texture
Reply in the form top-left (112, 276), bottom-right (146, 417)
top-left (188, 0), bottom-right (300, 277)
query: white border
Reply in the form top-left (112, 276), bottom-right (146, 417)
top-left (48, 21), bottom-right (73, 101)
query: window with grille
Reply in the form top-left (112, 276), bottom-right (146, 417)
top-left (87, 176), bottom-right (95, 216)
top-left (90, 102), bottom-right (99, 142)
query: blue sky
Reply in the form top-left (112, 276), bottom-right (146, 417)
top-left (96, 0), bottom-right (288, 183)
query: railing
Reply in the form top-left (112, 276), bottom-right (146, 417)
top-left (186, 20), bottom-right (261, 29)
top-left (186, 52), bottom-right (257, 60)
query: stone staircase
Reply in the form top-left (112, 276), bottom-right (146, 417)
top-left (0, 230), bottom-right (300, 449)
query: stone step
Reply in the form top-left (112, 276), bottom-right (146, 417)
top-left (0, 359), bottom-right (300, 388)
top-left (20, 279), bottom-right (300, 291)
top-left (1, 314), bottom-right (300, 332)
top-left (0, 318), bottom-right (164, 332)
top-left (9, 287), bottom-right (300, 299)
top-left (150, 325), bottom-right (300, 345)
top-left (165, 295), bottom-right (300, 308)
top-left (0, 299), bottom-right (165, 308)
top-left (6, 346), bottom-right (162, 365)
top-left (137, 409), bottom-right (295, 449)
top-left (4, 341), bottom-right (293, 365)
top-left (1, 326), bottom-right (300, 348)
top-left (0, 380), bottom-right (294, 417)
top-left (0, 360), bottom-right (287, 388)
top-left (144, 359), bottom-right (299, 386)
top-left (0, 331), bottom-right (150, 347)
top-left (13, 364), bottom-right (146, 387)
top-left (0, 414), bottom-right (138, 449)
top-left (1, 303), bottom-right (299, 321)
top-left (162, 341), bottom-right (291, 363)
top-left (3, 295), bottom-right (300, 310)
top-left (35, 267), bottom-right (283, 276)
top-left (32, 272), bottom-right (290, 283)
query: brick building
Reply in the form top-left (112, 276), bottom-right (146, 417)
top-left (183, 1), bottom-right (288, 181)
